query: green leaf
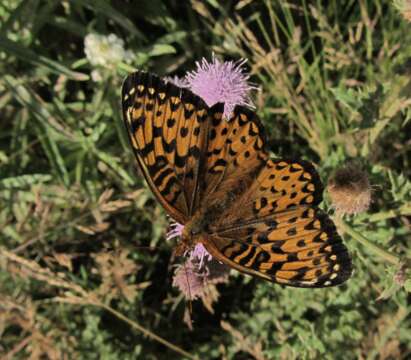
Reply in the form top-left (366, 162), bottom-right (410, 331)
top-left (93, 150), bottom-right (135, 186)
top-left (0, 174), bottom-right (52, 189)
top-left (147, 44), bottom-right (176, 57)
top-left (72, 0), bottom-right (146, 40)
top-left (330, 87), bottom-right (364, 111)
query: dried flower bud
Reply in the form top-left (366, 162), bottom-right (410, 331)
top-left (327, 164), bottom-right (371, 215)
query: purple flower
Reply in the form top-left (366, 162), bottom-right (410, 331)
top-left (166, 221), bottom-right (213, 265)
top-left (166, 219), bottom-right (230, 300)
top-left (163, 75), bottom-right (189, 88)
top-left (172, 261), bottom-right (206, 300)
top-left (185, 53), bottom-right (257, 119)
top-left (172, 256), bottom-right (230, 301)
top-left (166, 221), bottom-right (185, 241)
top-left (189, 243), bottom-right (212, 267)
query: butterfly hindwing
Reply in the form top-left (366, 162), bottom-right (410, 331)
top-left (122, 71), bottom-right (210, 224)
top-left (203, 159), bottom-right (352, 287)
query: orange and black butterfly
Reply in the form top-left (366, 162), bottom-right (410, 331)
top-left (121, 71), bottom-right (352, 288)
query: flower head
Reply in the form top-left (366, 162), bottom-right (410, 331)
top-left (84, 33), bottom-right (133, 69)
top-left (189, 243), bottom-right (212, 267)
top-left (172, 261), bottom-right (207, 300)
top-left (172, 256), bottom-right (230, 300)
top-left (327, 163), bottom-right (371, 215)
top-left (166, 219), bottom-right (229, 300)
top-left (185, 54), bottom-right (257, 119)
top-left (166, 221), bottom-right (185, 241)
top-left (163, 75), bottom-right (189, 88)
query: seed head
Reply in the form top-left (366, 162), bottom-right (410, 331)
top-left (328, 164), bottom-right (371, 215)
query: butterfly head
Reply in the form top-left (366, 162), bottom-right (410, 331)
top-left (182, 221), bottom-right (201, 242)
top-left (175, 212), bottom-right (207, 253)
top-left (172, 224), bottom-right (198, 257)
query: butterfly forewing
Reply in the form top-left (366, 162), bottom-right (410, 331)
top-left (122, 72), bottom-right (210, 224)
top-left (201, 106), bottom-right (269, 206)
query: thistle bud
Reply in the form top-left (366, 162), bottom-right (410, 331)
top-left (327, 164), bottom-right (371, 215)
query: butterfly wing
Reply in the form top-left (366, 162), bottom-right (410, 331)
top-left (122, 71), bottom-right (211, 224)
top-left (122, 71), bottom-right (352, 287)
top-left (122, 71), bottom-right (269, 225)
top-left (200, 106), bottom-right (268, 201)
top-left (202, 159), bottom-right (352, 287)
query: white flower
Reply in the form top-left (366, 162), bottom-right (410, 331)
top-left (84, 33), bottom-right (134, 68)
top-left (91, 69), bottom-right (103, 82)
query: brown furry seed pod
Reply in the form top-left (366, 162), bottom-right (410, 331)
top-left (327, 164), bottom-right (371, 215)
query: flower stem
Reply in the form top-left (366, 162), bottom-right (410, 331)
top-left (336, 219), bottom-right (401, 266)
top-left (98, 303), bottom-right (197, 360)
top-left (360, 203), bottom-right (411, 223)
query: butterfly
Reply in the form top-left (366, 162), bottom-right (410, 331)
top-left (121, 70), bottom-right (352, 288)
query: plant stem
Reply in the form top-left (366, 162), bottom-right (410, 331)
top-left (336, 219), bottom-right (401, 266)
top-left (364, 203), bottom-right (411, 223)
top-left (99, 303), bottom-right (197, 360)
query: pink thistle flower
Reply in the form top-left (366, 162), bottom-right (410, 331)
top-left (185, 54), bottom-right (257, 119)
top-left (172, 257), bottom-right (230, 300)
top-left (163, 75), bottom-right (189, 88)
top-left (166, 221), bottom-right (185, 241)
top-left (166, 219), bottom-right (230, 300)
top-left (172, 261), bottom-right (206, 300)
top-left (189, 243), bottom-right (212, 267)
top-left (166, 220), bottom-right (213, 267)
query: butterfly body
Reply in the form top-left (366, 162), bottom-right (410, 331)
top-left (176, 212), bottom-right (205, 256)
top-left (177, 181), bottom-right (250, 254)
top-left (122, 70), bottom-right (352, 288)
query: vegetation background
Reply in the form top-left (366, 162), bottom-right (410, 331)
top-left (1, 0), bottom-right (411, 359)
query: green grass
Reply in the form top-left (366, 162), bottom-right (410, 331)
top-left (1, 1), bottom-right (411, 359)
